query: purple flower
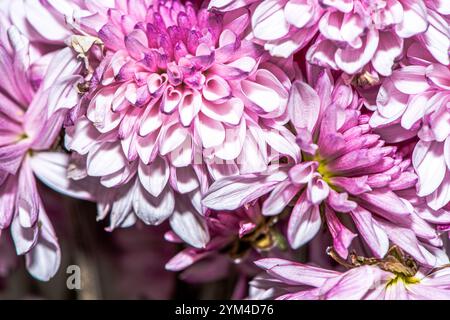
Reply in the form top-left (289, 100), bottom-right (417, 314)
top-left (204, 70), bottom-right (447, 266)
top-left (36, 0), bottom-right (301, 248)
top-left (371, 43), bottom-right (450, 210)
top-left (0, 11), bottom-right (90, 281)
top-left (210, 0), bottom-right (450, 76)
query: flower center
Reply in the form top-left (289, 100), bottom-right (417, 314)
top-left (387, 274), bottom-right (420, 287)
top-left (98, 2), bottom-right (223, 92)
top-left (304, 152), bottom-right (336, 187)
top-left (315, 155), bottom-right (333, 184)
top-left (227, 216), bottom-right (287, 261)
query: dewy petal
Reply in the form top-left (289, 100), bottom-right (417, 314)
top-left (288, 192), bottom-right (321, 249)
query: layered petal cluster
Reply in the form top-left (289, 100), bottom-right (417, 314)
top-left (48, 0), bottom-right (297, 246)
top-left (204, 71), bottom-right (447, 266)
top-left (0, 0), bottom-right (448, 299)
top-left (371, 44), bottom-right (450, 210)
top-left (210, 0), bottom-right (450, 76)
top-left (0, 15), bottom-right (91, 280)
top-left (251, 248), bottom-right (450, 300)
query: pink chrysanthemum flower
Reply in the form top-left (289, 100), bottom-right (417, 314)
top-left (204, 70), bottom-right (448, 266)
top-left (370, 43), bottom-right (450, 210)
top-left (251, 247), bottom-right (450, 300)
top-left (43, 0), bottom-right (297, 246)
top-left (0, 16), bottom-right (92, 280)
top-left (209, 0), bottom-right (450, 76)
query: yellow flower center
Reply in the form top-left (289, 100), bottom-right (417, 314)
top-left (311, 153), bottom-right (336, 187)
top-left (387, 274), bottom-right (420, 287)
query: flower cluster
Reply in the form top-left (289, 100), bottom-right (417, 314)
top-left (0, 0), bottom-right (449, 300)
